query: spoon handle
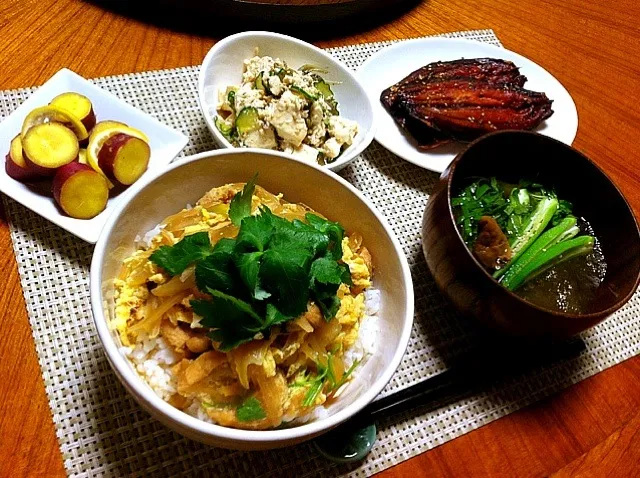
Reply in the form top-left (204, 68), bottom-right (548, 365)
top-left (363, 337), bottom-right (586, 422)
top-left (314, 337), bottom-right (586, 463)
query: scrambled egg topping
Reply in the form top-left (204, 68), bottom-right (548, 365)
top-left (113, 280), bottom-right (148, 342)
top-left (342, 237), bottom-right (372, 291)
top-left (113, 184), bottom-right (372, 430)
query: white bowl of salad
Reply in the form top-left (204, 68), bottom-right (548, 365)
top-left (90, 148), bottom-right (413, 449)
top-left (198, 31), bottom-right (376, 171)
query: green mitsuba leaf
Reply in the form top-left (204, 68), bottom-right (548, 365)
top-left (150, 231), bottom-right (212, 276)
top-left (229, 173), bottom-right (258, 226)
top-left (270, 222), bottom-right (329, 257)
top-left (305, 213), bottom-right (345, 259)
top-left (302, 379), bottom-right (325, 407)
top-left (310, 256), bottom-right (352, 286)
top-left (313, 287), bottom-right (342, 321)
top-left (263, 303), bottom-right (291, 329)
top-left (236, 396), bottom-right (266, 422)
top-left (195, 238), bottom-right (237, 293)
top-left (235, 211), bottom-right (274, 252)
top-left (162, 178), bottom-right (358, 351)
top-left (309, 256), bottom-right (352, 321)
top-left (260, 244), bottom-right (312, 317)
top-left (235, 251), bottom-right (270, 301)
top-left (191, 289), bottom-right (262, 351)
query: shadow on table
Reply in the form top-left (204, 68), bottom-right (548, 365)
top-left (84, 0), bottom-right (422, 41)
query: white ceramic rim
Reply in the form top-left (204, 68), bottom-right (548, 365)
top-left (197, 31), bottom-right (377, 172)
top-left (90, 148), bottom-right (414, 445)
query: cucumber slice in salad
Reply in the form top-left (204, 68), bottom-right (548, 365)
top-left (215, 116), bottom-right (236, 142)
top-left (255, 73), bottom-right (266, 92)
top-left (314, 80), bottom-right (334, 99)
top-left (235, 107), bottom-right (261, 135)
top-left (315, 80), bottom-right (339, 114)
top-left (291, 86), bottom-right (318, 102)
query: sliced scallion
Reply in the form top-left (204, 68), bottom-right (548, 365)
top-left (494, 197), bottom-right (558, 279)
top-left (499, 216), bottom-right (578, 287)
top-left (502, 235), bottom-right (595, 291)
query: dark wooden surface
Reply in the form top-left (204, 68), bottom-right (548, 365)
top-left (0, 0), bottom-right (639, 476)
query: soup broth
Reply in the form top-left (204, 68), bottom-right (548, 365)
top-left (452, 177), bottom-right (607, 314)
top-left (515, 218), bottom-right (607, 313)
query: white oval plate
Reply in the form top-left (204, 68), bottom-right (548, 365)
top-left (357, 38), bottom-right (578, 173)
top-left (0, 68), bottom-right (188, 243)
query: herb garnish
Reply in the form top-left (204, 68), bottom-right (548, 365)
top-left (300, 353), bottom-right (362, 407)
top-left (149, 232), bottom-right (213, 276)
top-left (150, 177), bottom-right (353, 351)
top-left (236, 396), bottom-right (266, 422)
top-left (451, 177), bottom-right (573, 245)
top-left (229, 173), bottom-right (257, 226)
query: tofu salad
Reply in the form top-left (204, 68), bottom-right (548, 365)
top-left (215, 54), bottom-right (359, 165)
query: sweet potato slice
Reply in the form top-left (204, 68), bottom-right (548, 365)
top-left (22, 123), bottom-right (79, 176)
top-left (52, 162), bottom-right (109, 219)
top-left (5, 135), bottom-right (41, 181)
top-left (82, 148), bottom-right (114, 189)
top-left (98, 133), bottom-right (150, 186)
top-left (86, 124), bottom-right (147, 187)
top-left (50, 92), bottom-right (96, 131)
top-left (21, 105), bottom-right (88, 142)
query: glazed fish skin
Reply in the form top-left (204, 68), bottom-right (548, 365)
top-left (397, 79), bottom-right (550, 110)
top-left (380, 58), bottom-right (527, 110)
top-left (413, 103), bottom-right (553, 141)
top-left (399, 80), bottom-right (553, 137)
top-left (380, 58), bottom-right (554, 148)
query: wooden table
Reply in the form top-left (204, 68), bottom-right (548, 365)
top-left (1, 0), bottom-right (639, 476)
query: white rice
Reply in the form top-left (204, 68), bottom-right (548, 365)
top-left (185, 399), bottom-right (214, 424)
top-left (347, 288), bottom-right (380, 367)
top-left (120, 334), bottom-right (181, 401)
top-left (122, 290), bottom-right (380, 426)
top-left (134, 224), bottom-right (164, 249)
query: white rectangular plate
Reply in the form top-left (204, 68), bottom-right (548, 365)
top-left (0, 68), bottom-right (188, 243)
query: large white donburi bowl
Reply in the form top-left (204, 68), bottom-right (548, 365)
top-left (198, 31), bottom-right (376, 172)
top-left (90, 149), bottom-right (413, 450)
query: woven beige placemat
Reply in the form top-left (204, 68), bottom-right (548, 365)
top-left (3, 29), bottom-right (640, 477)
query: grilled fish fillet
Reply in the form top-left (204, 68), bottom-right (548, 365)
top-left (381, 58), bottom-right (527, 112)
top-left (380, 58), bottom-right (553, 149)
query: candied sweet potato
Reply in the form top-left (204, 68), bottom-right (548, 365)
top-left (50, 92), bottom-right (96, 131)
top-left (52, 162), bottom-right (109, 219)
top-left (22, 123), bottom-right (79, 176)
top-left (98, 133), bottom-right (150, 186)
top-left (21, 105), bottom-right (88, 142)
top-left (5, 135), bottom-right (41, 182)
